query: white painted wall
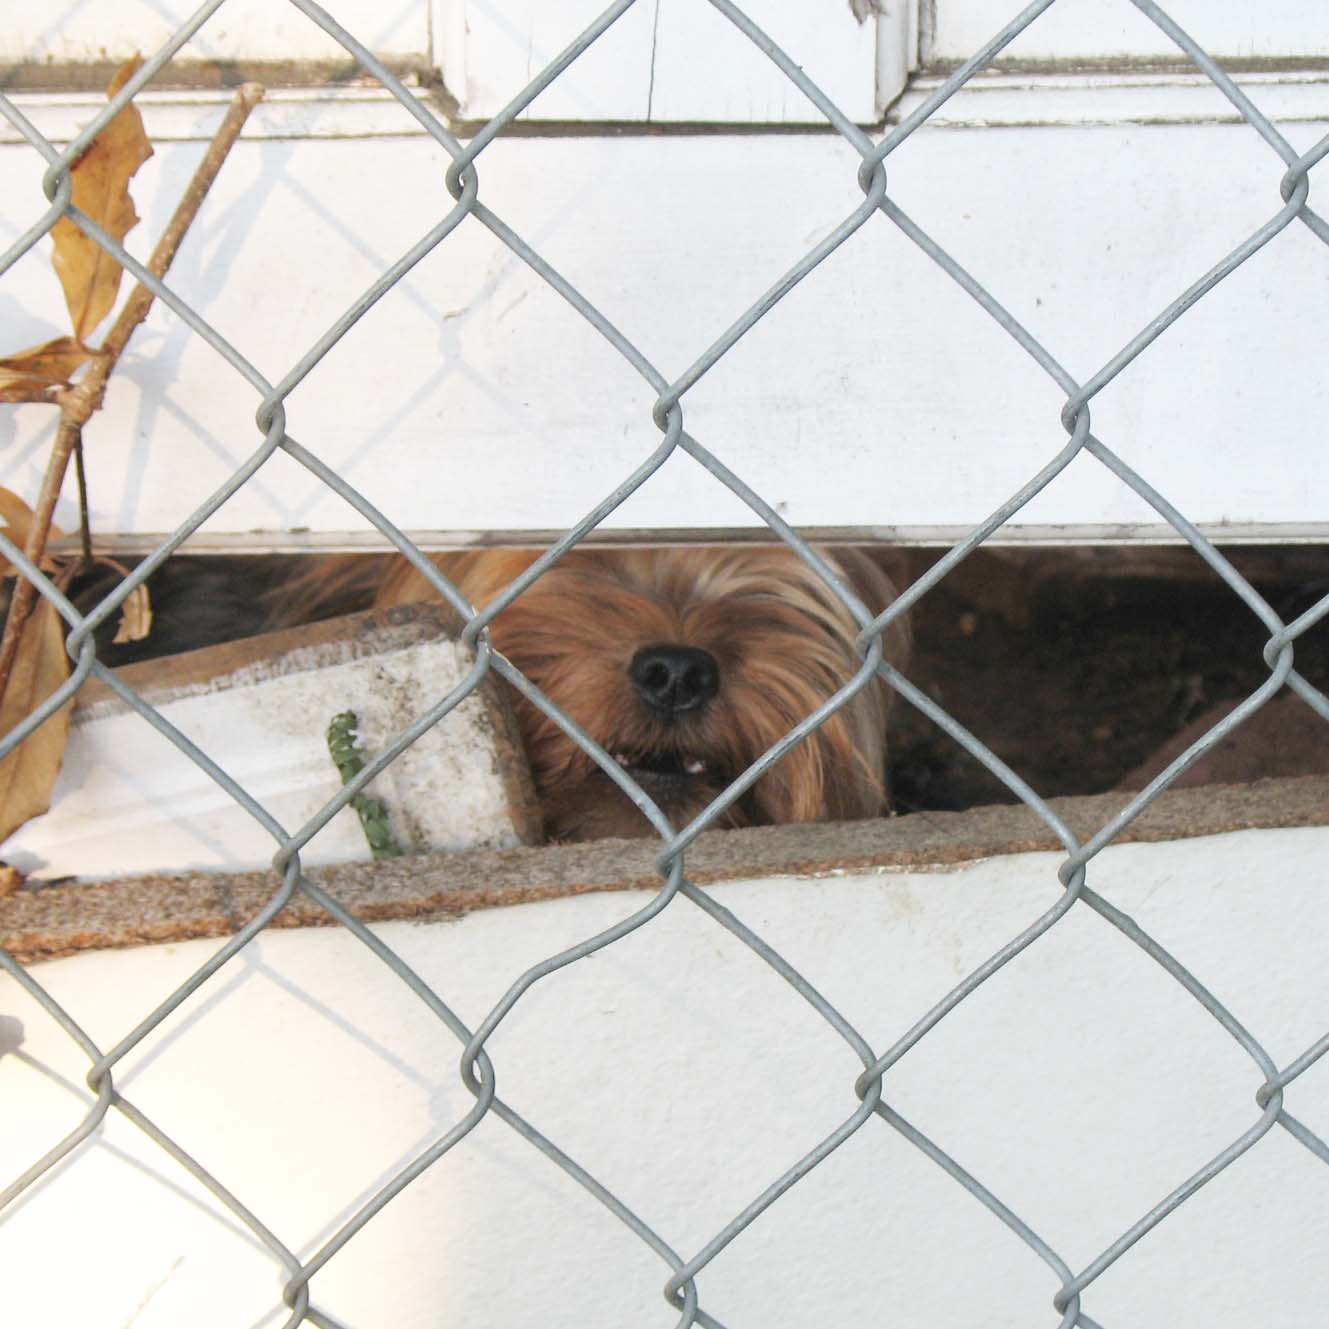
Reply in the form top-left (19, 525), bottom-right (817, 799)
top-left (3, 825), bottom-right (1327, 1326)
top-left (2, 4), bottom-right (1327, 548)
top-left (3, 83), bottom-right (1327, 549)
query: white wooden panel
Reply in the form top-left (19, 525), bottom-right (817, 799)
top-left (647, 0), bottom-right (879, 123)
top-left (3, 827), bottom-right (1328, 1325)
top-left (0, 0), bottom-right (427, 67)
top-left (877, 0), bottom-right (921, 115)
top-left (431, 0), bottom-right (657, 122)
top-left (2, 89), bottom-right (1327, 545)
top-left (432, 0), bottom-right (886, 123)
top-left (929, 0), bottom-right (1329, 65)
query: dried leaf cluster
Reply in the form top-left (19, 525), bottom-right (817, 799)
top-left (0, 60), bottom-right (154, 842)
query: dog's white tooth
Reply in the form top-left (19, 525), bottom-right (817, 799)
top-left (615, 753), bottom-right (630, 766)
top-left (685, 758), bottom-right (705, 775)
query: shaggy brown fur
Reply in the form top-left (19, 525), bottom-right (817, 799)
top-left (284, 546), bottom-right (909, 841)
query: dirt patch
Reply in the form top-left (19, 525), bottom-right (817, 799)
top-left (887, 545), bottom-right (1329, 811)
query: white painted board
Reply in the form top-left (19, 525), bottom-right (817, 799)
top-left (432, 0), bottom-right (658, 122)
top-left (2, 826), bottom-right (1327, 1325)
top-left (2, 86), bottom-right (1327, 545)
top-left (0, 0), bottom-right (428, 68)
top-left (927, 0), bottom-right (1329, 65)
top-left (432, 0), bottom-right (888, 123)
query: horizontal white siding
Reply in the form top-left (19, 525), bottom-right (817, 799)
top-left (2, 2), bottom-right (1325, 546)
top-left (3, 77), bottom-right (1326, 548)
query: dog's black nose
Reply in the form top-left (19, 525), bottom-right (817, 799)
top-left (629, 645), bottom-right (719, 718)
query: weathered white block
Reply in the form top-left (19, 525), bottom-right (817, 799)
top-left (2, 605), bottom-right (538, 881)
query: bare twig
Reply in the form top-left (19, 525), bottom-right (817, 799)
top-left (73, 433), bottom-right (92, 572)
top-left (0, 82), bottom-right (265, 699)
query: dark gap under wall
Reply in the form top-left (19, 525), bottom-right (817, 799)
top-left (54, 544), bottom-right (1329, 816)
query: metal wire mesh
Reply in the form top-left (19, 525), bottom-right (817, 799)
top-left (3, 1), bottom-right (1329, 1325)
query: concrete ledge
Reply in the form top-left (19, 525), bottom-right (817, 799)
top-left (5, 774), bottom-right (1328, 965)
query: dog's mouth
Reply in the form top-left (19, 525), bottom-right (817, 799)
top-left (612, 749), bottom-right (723, 790)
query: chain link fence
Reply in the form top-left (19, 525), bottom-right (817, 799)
top-left (3, 0), bottom-right (1329, 1324)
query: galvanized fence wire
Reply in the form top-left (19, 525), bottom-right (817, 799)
top-left (2, 0), bottom-right (1328, 1322)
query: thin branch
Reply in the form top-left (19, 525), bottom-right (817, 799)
top-left (73, 432), bottom-right (92, 573)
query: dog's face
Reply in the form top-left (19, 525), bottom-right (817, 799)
top-left (380, 546), bottom-right (908, 841)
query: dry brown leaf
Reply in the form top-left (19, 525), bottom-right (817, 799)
top-left (0, 487), bottom-right (66, 577)
top-left (50, 58), bottom-right (153, 344)
top-left (112, 581), bottom-right (153, 644)
top-left (0, 487), bottom-right (73, 837)
top-left (0, 595), bottom-right (71, 841)
top-left (0, 487), bottom-right (38, 547)
top-left (0, 335), bottom-right (100, 404)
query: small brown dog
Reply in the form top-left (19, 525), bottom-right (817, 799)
top-left (288, 546), bottom-right (909, 841)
